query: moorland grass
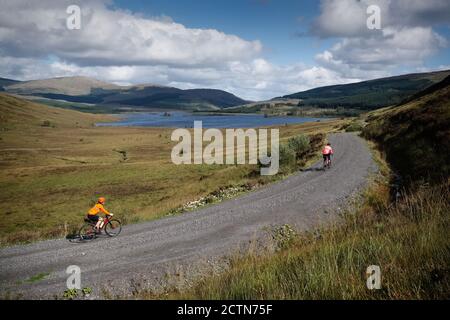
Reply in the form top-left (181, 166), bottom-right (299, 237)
top-left (0, 93), bottom-right (342, 245)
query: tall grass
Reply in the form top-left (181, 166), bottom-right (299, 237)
top-left (138, 179), bottom-right (449, 300)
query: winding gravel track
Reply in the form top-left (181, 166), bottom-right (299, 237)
top-left (0, 133), bottom-right (377, 299)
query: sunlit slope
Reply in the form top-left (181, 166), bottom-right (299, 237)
top-left (0, 93), bottom-right (112, 130)
top-left (282, 69), bottom-right (450, 110)
top-left (363, 76), bottom-right (450, 183)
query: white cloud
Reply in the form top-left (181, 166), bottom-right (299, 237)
top-left (311, 0), bottom-right (449, 79)
top-left (388, 0), bottom-right (450, 27)
top-left (312, 0), bottom-right (450, 38)
top-left (315, 26), bottom-right (447, 78)
top-left (0, 0), bottom-right (262, 67)
top-left (312, 0), bottom-right (378, 38)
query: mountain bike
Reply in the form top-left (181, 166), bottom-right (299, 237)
top-left (323, 154), bottom-right (332, 169)
top-left (78, 214), bottom-right (122, 241)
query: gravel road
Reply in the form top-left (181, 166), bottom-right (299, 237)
top-left (0, 133), bottom-right (377, 299)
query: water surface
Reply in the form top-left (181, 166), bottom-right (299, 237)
top-left (96, 111), bottom-right (326, 128)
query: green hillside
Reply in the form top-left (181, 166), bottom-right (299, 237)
top-left (283, 70), bottom-right (450, 110)
top-left (363, 75), bottom-right (450, 184)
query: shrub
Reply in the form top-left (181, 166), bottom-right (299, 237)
top-left (287, 134), bottom-right (310, 158)
top-left (41, 120), bottom-right (52, 127)
top-left (278, 144), bottom-right (296, 172)
top-left (345, 121), bottom-right (364, 132)
top-left (257, 133), bottom-right (323, 175)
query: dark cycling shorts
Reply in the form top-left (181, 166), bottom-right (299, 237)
top-left (323, 154), bottom-right (331, 161)
top-left (87, 215), bottom-right (99, 223)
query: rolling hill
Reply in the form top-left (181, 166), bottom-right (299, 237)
top-left (0, 92), bottom-right (112, 129)
top-left (282, 70), bottom-right (450, 110)
top-left (5, 76), bottom-right (120, 96)
top-left (363, 75), bottom-right (450, 184)
top-left (0, 77), bottom-right (21, 91)
top-left (2, 76), bottom-right (249, 111)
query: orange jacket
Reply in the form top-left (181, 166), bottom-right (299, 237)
top-left (88, 203), bottom-right (110, 216)
top-left (322, 145), bottom-right (333, 155)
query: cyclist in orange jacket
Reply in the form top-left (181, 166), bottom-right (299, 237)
top-left (87, 197), bottom-right (113, 232)
top-left (322, 143), bottom-right (334, 168)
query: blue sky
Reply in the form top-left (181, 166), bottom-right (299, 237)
top-left (1, 0), bottom-right (449, 100)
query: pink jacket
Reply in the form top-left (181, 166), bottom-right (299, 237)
top-left (322, 145), bottom-right (333, 155)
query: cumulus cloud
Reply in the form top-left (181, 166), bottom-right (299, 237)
top-left (0, 0), bottom-right (262, 67)
top-left (312, 0), bottom-right (377, 38)
top-left (315, 26), bottom-right (447, 77)
top-left (387, 0), bottom-right (450, 28)
top-left (194, 60), bottom-right (359, 100)
top-left (312, 0), bottom-right (449, 78)
top-left (312, 0), bottom-right (450, 38)
top-left (0, 0), bottom-right (357, 100)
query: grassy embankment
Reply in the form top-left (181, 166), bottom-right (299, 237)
top-left (0, 93), bottom-right (342, 245)
top-left (363, 77), bottom-right (450, 184)
top-left (135, 78), bottom-right (450, 299)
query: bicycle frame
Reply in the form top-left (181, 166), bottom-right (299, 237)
top-left (86, 215), bottom-right (111, 229)
top-left (99, 215), bottom-right (112, 229)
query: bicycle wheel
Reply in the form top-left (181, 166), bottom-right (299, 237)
top-left (78, 223), bottom-right (96, 241)
top-left (104, 219), bottom-right (122, 237)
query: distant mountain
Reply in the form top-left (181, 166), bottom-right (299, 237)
top-left (0, 77), bottom-right (21, 91)
top-left (98, 86), bottom-right (247, 109)
top-left (5, 76), bottom-right (120, 96)
top-left (281, 70), bottom-right (450, 110)
top-left (3, 76), bottom-right (249, 111)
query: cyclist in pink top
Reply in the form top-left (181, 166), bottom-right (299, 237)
top-left (322, 143), bottom-right (333, 169)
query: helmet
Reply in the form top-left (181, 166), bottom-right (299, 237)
top-left (98, 197), bottom-right (106, 204)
